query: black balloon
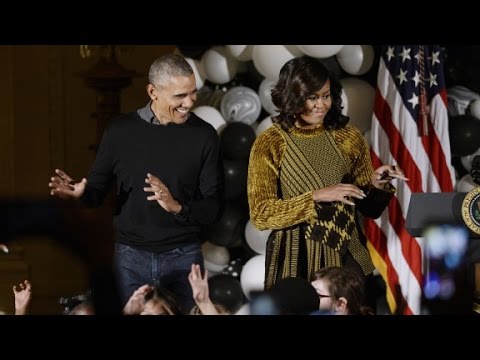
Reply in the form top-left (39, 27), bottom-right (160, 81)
top-left (221, 258), bottom-right (243, 279)
top-left (177, 45), bottom-right (212, 60)
top-left (220, 122), bottom-right (256, 160)
top-left (446, 46), bottom-right (480, 92)
top-left (204, 200), bottom-right (247, 247)
top-left (223, 159), bottom-right (248, 200)
top-left (208, 274), bottom-right (244, 313)
top-left (449, 115), bottom-right (480, 156)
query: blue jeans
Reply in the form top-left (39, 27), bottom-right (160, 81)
top-left (113, 242), bottom-right (203, 312)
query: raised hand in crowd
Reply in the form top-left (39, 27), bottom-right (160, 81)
top-left (123, 284), bottom-right (153, 315)
top-left (188, 264), bottom-right (221, 315)
top-left (13, 280), bottom-right (32, 315)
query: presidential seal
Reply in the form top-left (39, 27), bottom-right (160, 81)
top-left (462, 186), bottom-right (480, 236)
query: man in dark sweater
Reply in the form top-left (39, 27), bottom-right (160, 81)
top-left (48, 54), bottom-right (224, 312)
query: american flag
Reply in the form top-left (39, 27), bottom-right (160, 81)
top-left (364, 45), bottom-right (455, 315)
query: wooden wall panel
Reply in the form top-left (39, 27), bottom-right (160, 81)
top-left (47, 46), bottom-right (66, 174)
top-left (13, 46), bottom-right (52, 197)
top-left (63, 46), bottom-right (97, 179)
top-left (0, 46), bottom-right (15, 198)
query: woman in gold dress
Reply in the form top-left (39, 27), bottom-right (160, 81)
top-left (247, 56), bottom-right (408, 308)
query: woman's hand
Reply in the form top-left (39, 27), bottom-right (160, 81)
top-left (313, 184), bottom-right (366, 206)
top-left (372, 165), bottom-right (408, 189)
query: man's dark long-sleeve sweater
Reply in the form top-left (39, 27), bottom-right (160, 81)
top-left (81, 112), bottom-right (224, 253)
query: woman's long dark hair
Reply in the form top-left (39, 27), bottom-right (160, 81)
top-left (271, 56), bottom-right (349, 131)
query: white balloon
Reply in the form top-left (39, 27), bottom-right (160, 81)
top-left (227, 45), bottom-right (253, 61)
top-left (202, 241), bottom-right (230, 266)
top-left (341, 90), bottom-right (348, 115)
top-left (185, 57), bottom-right (206, 90)
top-left (452, 164), bottom-right (459, 183)
top-left (336, 45), bottom-right (375, 75)
top-left (216, 122), bottom-right (227, 135)
top-left (296, 45), bottom-right (344, 58)
top-left (258, 78), bottom-right (277, 115)
top-left (204, 259), bottom-right (224, 275)
top-left (470, 99), bottom-right (480, 119)
top-left (340, 77), bottom-right (375, 134)
top-left (220, 86), bottom-right (261, 125)
top-left (319, 56), bottom-right (344, 78)
top-left (255, 115), bottom-right (275, 136)
top-left (461, 147), bottom-right (480, 171)
top-left (193, 105), bottom-right (226, 131)
top-left (201, 46), bottom-right (239, 84)
top-left (245, 220), bottom-right (271, 255)
top-left (252, 45), bottom-right (302, 81)
top-left (447, 85), bottom-right (480, 117)
top-left (234, 303), bottom-right (251, 315)
top-left (456, 174), bottom-right (476, 192)
top-left (240, 254), bottom-right (266, 299)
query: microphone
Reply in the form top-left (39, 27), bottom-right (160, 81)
top-left (471, 155), bottom-right (480, 186)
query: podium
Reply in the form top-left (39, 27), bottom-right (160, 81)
top-left (406, 192), bottom-right (480, 263)
top-left (406, 192), bottom-right (473, 233)
top-left (406, 192), bottom-right (480, 313)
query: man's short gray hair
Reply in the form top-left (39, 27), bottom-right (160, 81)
top-left (148, 54), bottom-right (194, 87)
